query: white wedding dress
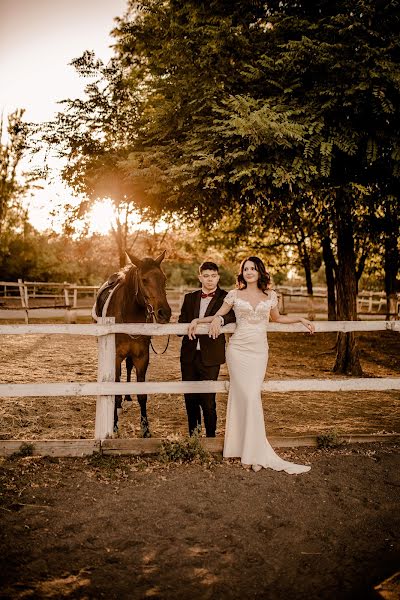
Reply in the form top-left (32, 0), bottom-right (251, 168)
top-left (223, 289), bottom-right (310, 474)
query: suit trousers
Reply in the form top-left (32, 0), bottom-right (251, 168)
top-left (181, 351), bottom-right (220, 437)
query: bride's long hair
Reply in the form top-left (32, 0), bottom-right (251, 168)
top-left (237, 256), bottom-right (271, 294)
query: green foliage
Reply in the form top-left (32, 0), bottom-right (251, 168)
top-left (0, 110), bottom-right (36, 248)
top-left (316, 430), bottom-right (342, 450)
top-left (8, 442), bottom-right (34, 460)
top-left (41, 0), bottom-right (399, 358)
top-left (158, 430), bottom-right (212, 464)
top-left (0, 228), bottom-right (117, 283)
top-left (167, 265), bottom-right (186, 288)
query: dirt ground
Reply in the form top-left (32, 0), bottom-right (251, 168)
top-left (0, 324), bottom-right (399, 599)
top-left (0, 444), bottom-right (399, 599)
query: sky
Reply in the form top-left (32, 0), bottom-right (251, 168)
top-left (0, 0), bottom-right (128, 232)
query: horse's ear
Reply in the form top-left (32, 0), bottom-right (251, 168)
top-left (155, 250), bottom-right (166, 265)
top-left (125, 252), bottom-right (133, 265)
top-left (126, 252), bottom-right (142, 267)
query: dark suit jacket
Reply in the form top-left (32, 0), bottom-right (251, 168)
top-left (178, 287), bottom-right (236, 366)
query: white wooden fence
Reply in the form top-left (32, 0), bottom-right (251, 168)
top-left (277, 286), bottom-right (399, 317)
top-left (0, 280), bottom-right (98, 322)
top-left (0, 320), bottom-right (399, 456)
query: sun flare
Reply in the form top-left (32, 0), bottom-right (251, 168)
top-left (87, 199), bottom-right (116, 234)
top-left (86, 198), bottom-right (169, 235)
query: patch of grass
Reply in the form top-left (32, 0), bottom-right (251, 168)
top-left (317, 430), bottom-right (342, 449)
top-left (158, 430), bottom-right (212, 464)
top-left (85, 452), bottom-right (131, 480)
top-left (40, 455), bottom-right (59, 464)
top-left (86, 452), bottom-right (120, 469)
top-left (8, 442), bottom-right (35, 460)
top-left (135, 460), bottom-right (148, 471)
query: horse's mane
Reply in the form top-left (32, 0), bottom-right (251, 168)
top-left (95, 258), bottom-right (163, 319)
top-left (121, 264), bottom-right (139, 316)
top-left (95, 265), bottom-right (133, 318)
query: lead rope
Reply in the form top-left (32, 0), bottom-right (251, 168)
top-left (146, 302), bottom-right (171, 355)
top-left (150, 335), bottom-right (170, 355)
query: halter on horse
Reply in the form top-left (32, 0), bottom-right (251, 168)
top-left (92, 251), bottom-right (172, 435)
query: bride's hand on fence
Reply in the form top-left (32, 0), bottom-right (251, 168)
top-left (209, 316), bottom-right (221, 339)
top-left (188, 319), bottom-right (199, 340)
top-left (301, 318), bottom-right (315, 334)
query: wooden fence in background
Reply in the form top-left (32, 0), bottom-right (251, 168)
top-left (0, 280), bottom-right (399, 322)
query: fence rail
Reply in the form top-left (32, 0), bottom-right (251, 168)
top-left (1, 321), bottom-right (399, 336)
top-left (0, 320), bottom-right (399, 447)
top-left (3, 433), bottom-right (400, 457)
top-left (2, 377), bottom-right (400, 398)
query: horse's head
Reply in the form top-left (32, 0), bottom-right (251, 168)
top-left (126, 251), bottom-right (172, 324)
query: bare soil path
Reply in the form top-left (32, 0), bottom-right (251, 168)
top-left (0, 327), bottom-right (399, 598)
top-left (0, 443), bottom-right (399, 600)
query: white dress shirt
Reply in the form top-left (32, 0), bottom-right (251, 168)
top-left (196, 290), bottom-right (216, 350)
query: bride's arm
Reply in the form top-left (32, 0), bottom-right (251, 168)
top-left (270, 306), bottom-right (315, 334)
top-left (188, 301), bottom-right (232, 340)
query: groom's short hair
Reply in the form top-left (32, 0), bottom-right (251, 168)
top-left (199, 261), bottom-right (219, 273)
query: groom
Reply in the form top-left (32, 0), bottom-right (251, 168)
top-left (178, 261), bottom-right (235, 437)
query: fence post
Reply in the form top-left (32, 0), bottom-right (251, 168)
top-left (95, 317), bottom-right (116, 440)
top-left (64, 282), bottom-right (70, 307)
top-left (17, 279), bottom-right (29, 324)
top-left (73, 287), bottom-right (78, 309)
top-left (387, 293), bottom-right (398, 321)
top-left (280, 293), bottom-right (286, 315)
top-left (368, 291), bottom-right (373, 313)
top-left (307, 294), bottom-right (316, 321)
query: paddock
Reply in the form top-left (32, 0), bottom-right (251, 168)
top-left (0, 320), bottom-right (399, 456)
top-left (1, 307), bottom-right (399, 600)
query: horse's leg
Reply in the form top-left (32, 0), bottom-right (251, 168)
top-left (125, 356), bottom-right (133, 402)
top-left (133, 347), bottom-right (151, 438)
top-left (114, 355), bottom-right (123, 432)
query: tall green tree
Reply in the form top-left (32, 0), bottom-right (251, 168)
top-left (42, 53), bottom-right (150, 266)
top-left (48, 0), bottom-right (399, 374)
top-left (113, 0), bottom-right (400, 374)
top-left (0, 109), bottom-right (31, 245)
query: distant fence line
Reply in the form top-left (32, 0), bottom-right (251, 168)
top-left (0, 280), bottom-right (398, 322)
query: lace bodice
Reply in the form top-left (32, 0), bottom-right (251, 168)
top-left (224, 289), bottom-right (278, 326)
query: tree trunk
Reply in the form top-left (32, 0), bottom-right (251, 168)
top-left (295, 233), bottom-right (315, 320)
top-left (110, 206), bottom-right (128, 268)
top-left (383, 202), bottom-right (399, 320)
top-left (111, 225), bottom-right (127, 268)
top-left (321, 235), bottom-right (337, 320)
top-left (333, 190), bottom-right (362, 375)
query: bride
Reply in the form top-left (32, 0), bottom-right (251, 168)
top-left (188, 256), bottom-right (315, 474)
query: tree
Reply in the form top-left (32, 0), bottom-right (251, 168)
top-left (0, 108), bottom-right (43, 281)
top-left (0, 109), bottom-right (31, 246)
top-left (47, 1), bottom-right (399, 373)
top-left (42, 53), bottom-right (153, 267)
top-left (111, 0), bottom-right (400, 374)
top-left (382, 198), bottom-right (399, 318)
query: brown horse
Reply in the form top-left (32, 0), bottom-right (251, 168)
top-left (93, 251), bottom-right (171, 436)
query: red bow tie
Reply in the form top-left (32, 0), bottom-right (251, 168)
top-left (201, 291), bottom-right (216, 298)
